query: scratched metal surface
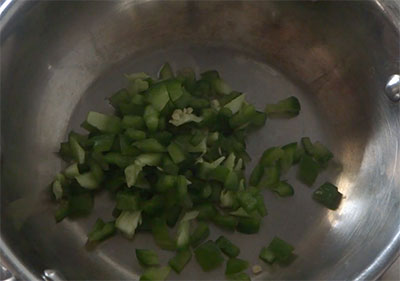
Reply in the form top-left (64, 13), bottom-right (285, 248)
top-left (1, 1), bottom-right (399, 280)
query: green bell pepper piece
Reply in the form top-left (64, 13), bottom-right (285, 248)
top-left (230, 207), bottom-right (251, 218)
top-left (159, 62), bottom-right (174, 79)
top-left (213, 214), bottom-right (238, 231)
top-left (122, 115), bottom-right (145, 130)
top-left (219, 91), bottom-right (241, 106)
top-left (125, 128), bottom-right (146, 141)
top-left (146, 83), bottom-right (170, 112)
top-left (297, 155), bottom-right (320, 186)
top-left (166, 205), bottom-right (182, 228)
top-left (194, 240), bottom-right (224, 272)
top-left (261, 236), bottom-right (295, 264)
top-left (161, 155), bottom-right (179, 175)
top-left (143, 105), bottom-right (159, 133)
top-left (64, 163), bottom-right (80, 179)
top-left (301, 137), bottom-right (315, 155)
top-left (135, 153), bottom-right (162, 166)
top-left (70, 136), bottom-right (85, 164)
top-left (249, 111), bottom-right (267, 129)
top-left (52, 179), bottom-right (63, 201)
top-left (109, 88), bottom-right (130, 109)
top-left (88, 159), bottom-right (104, 182)
top-left (272, 181), bottom-right (294, 197)
top-left (223, 94), bottom-right (245, 115)
top-left (210, 182), bottom-right (223, 203)
top-left (104, 152), bottom-right (134, 168)
top-left (224, 170), bottom-right (239, 191)
top-left (155, 174), bottom-right (177, 192)
top-left (87, 219), bottom-right (115, 243)
top-left (166, 79), bottom-right (184, 102)
top-left (201, 70), bottom-right (220, 81)
top-left (152, 131), bottom-right (172, 146)
top-left (151, 218), bottom-right (176, 251)
top-left (176, 211), bottom-right (199, 249)
top-left (115, 210), bottom-right (142, 239)
top-left (142, 194), bottom-right (164, 216)
top-left (119, 102), bottom-right (144, 116)
top-left (201, 183), bottom-right (213, 199)
top-left (169, 249), bottom-right (192, 274)
top-left (80, 122), bottom-right (96, 135)
top-left (220, 189), bottom-right (237, 208)
top-left (280, 142), bottom-right (297, 174)
top-left (59, 142), bottom-right (73, 161)
top-left (196, 203), bottom-right (218, 220)
top-left (89, 134), bottom-right (115, 153)
top-left (176, 175), bottom-right (191, 205)
top-left (140, 266), bottom-right (170, 281)
top-left (136, 249), bottom-right (159, 267)
top-left (119, 134), bottom-right (140, 156)
top-left (86, 111), bottom-right (121, 134)
top-left (255, 193), bottom-right (268, 217)
top-left (190, 221), bottom-right (210, 248)
top-left (55, 200), bottom-right (69, 222)
top-left (229, 103), bottom-right (257, 129)
top-left (237, 190), bottom-right (258, 213)
top-left (293, 146), bottom-right (305, 164)
top-left (125, 162), bottom-right (143, 187)
top-left (75, 172), bottom-right (99, 189)
top-left (177, 67), bottom-right (195, 83)
top-left (190, 222), bottom-right (210, 248)
top-left (265, 96), bottom-right (300, 118)
top-left (236, 216), bottom-right (261, 234)
top-left (259, 247), bottom-right (275, 264)
top-left (225, 258), bottom-right (249, 275)
top-left (212, 78), bottom-right (232, 95)
top-left (249, 163), bottom-right (264, 186)
top-left (312, 141), bottom-right (334, 166)
top-left (91, 151), bottom-right (109, 170)
top-left (208, 166), bottom-right (230, 183)
top-left (312, 182), bottom-right (342, 210)
top-left (260, 147), bottom-right (284, 167)
top-left (223, 153), bottom-right (236, 170)
top-left (134, 138), bottom-right (166, 153)
top-left (116, 191), bottom-right (140, 211)
top-left (259, 166), bottom-right (280, 188)
top-left (69, 131), bottom-right (89, 147)
top-left (167, 142), bottom-right (185, 164)
top-left (189, 97), bottom-right (210, 110)
top-left (216, 236), bottom-right (240, 258)
top-left (128, 79), bottom-right (149, 96)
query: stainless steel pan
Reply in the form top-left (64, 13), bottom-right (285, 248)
top-left (1, 1), bottom-right (399, 280)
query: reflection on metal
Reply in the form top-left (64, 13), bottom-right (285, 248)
top-left (42, 269), bottom-right (64, 281)
top-left (326, 176), bottom-right (354, 229)
top-left (355, 231), bottom-right (400, 281)
top-left (385, 74), bottom-right (400, 102)
top-left (0, 0), bottom-right (14, 17)
top-left (0, 264), bottom-right (15, 281)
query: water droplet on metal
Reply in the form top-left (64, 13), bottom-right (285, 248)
top-left (385, 74), bottom-right (400, 102)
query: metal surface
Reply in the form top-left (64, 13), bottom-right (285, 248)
top-left (0, 265), bottom-right (15, 281)
top-left (380, 257), bottom-right (400, 281)
top-left (1, 1), bottom-right (399, 280)
top-left (42, 269), bottom-right (64, 281)
top-left (385, 74), bottom-right (400, 102)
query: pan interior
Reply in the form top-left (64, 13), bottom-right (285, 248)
top-left (1, 1), bottom-right (399, 280)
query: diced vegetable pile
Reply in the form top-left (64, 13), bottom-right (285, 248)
top-left (52, 63), bottom-right (343, 280)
